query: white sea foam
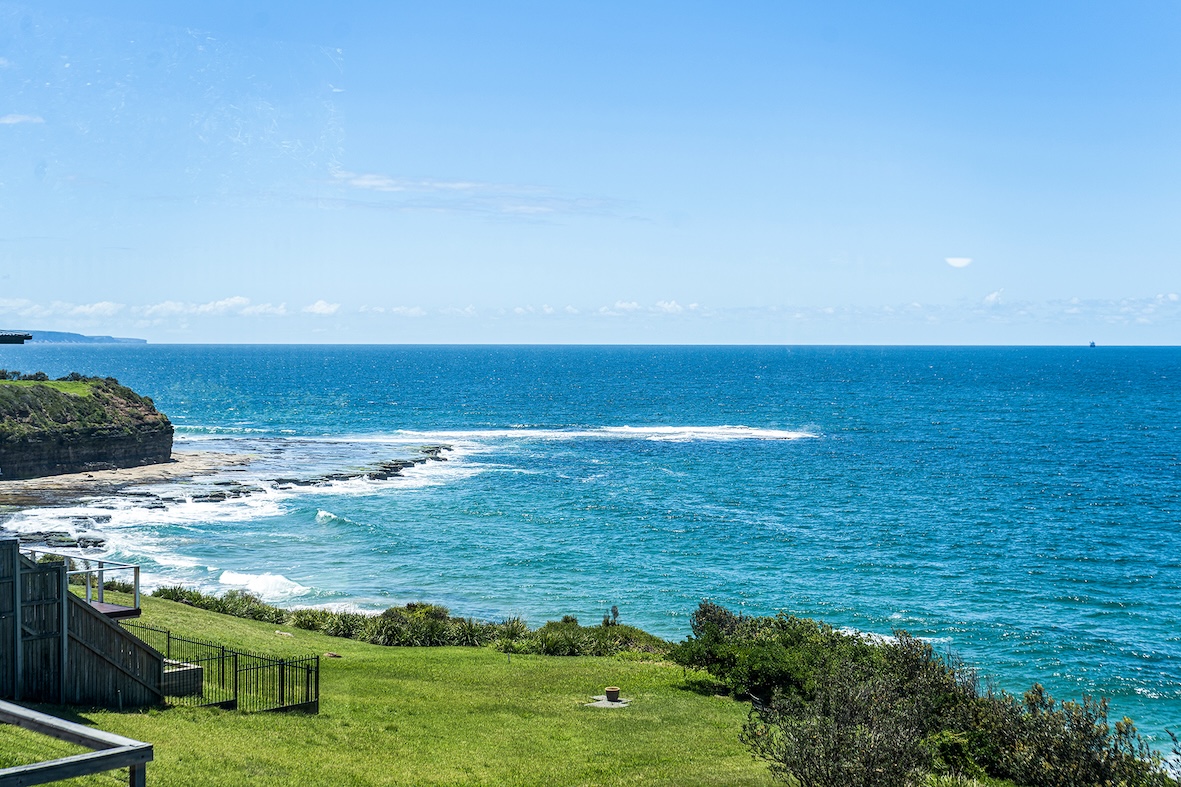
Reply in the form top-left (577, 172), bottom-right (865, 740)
top-left (218, 570), bottom-right (310, 601)
top-left (334, 425), bottom-right (816, 444)
top-left (599, 425), bottom-right (815, 441)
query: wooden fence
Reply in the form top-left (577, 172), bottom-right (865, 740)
top-left (0, 539), bottom-right (163, 708)
top-left (0, 699), bottom-right (152, 787)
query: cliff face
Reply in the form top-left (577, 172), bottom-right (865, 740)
top-left (0, 378), bottom-right (173, 480)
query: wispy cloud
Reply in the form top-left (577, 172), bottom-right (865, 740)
top-left (0, 298), bottom-right (124, 318)
top-left (983, 289), bottom-right (1004, 306)
top-left (326, 167), bottom-right (625, 220)
top-left (361, 305), bottom-right (427, 317)
top-left (334, 171), bottom-right (482, 193)
top-left (945, 257), bottom-right (972, 268)
top-left (596, 300), bottom-right (703, 317)
top-left (137, 296), bottom-right (284, 318)
top-left (241, 302), bottom-right (287, 316)
top-left (69, 301), bottom-right (124, 317)
top-left (303, 300), bottom-right (340, 316)
top-left (0, 114), bottom-right (44, 125)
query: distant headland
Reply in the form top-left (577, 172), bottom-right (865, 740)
top-left (0, 329), bottom-right (146, 344)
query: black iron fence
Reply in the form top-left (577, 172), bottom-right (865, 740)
top-left (119, 621), bottom-right (319, 714)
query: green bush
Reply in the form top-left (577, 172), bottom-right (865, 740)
top-left (289, 608), bottom-right (333, 631)
top-left (681, 601), bottom-right (1179, 787)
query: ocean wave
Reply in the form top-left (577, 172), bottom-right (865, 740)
top-left (175, 425), bottom-right (274, 435)
top-left (599, 425), bottom-right (816, 441)
top-left (218, 569), bottom-right (310, 601)
top-left (333, 425), bottom-right (817, 444)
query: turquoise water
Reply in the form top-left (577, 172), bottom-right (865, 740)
top-left (1, 344), bottom-right (1178, 739)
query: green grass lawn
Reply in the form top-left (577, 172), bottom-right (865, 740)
top-left (2, 597), bottom-right (776, 786)
top-left (0, 379), bottom-right (93, 396)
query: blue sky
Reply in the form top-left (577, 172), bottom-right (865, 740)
top-left (1, 1), bottom-right (1179, 343)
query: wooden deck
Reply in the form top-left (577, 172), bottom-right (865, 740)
top-left (89, 601), bottom-right (141, 619)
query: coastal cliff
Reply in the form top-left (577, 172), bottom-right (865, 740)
top-left (0, 374), bottom-right (173, 480)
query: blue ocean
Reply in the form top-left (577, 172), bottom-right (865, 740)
top-left (1, 345), bottom-right (1178, 739)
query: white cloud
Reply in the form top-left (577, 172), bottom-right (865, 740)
top-left (69, 301), bottom-right (124, 317)
top-left (0, 298), bottom-right (34, 314)
top-left (615, 301), bottom-right (640, 312)
top-left (196, 296), bottom-right (250, 315)
top-left (565, 305), bottom-right (579, 315)
top-left (0, 114), bottom-right (44, 125)
top-left (982, 289), bottom-right (1004, 306)
top-left (441, 305), bottom-right (478, 317)
top-left (303, 300), bottom-right (340, 315)
top-left (541, 304), bottom-right (554, 315)
top-left (333, 169), bottom-right (480, 193)
top-left (654, 300), bottom-right (683, 314)
top-left (0, 58), bottom-right (11, 69)
top-left (139, 296), bottom-right (284, 318)
top-left (945, 257), bottom-right (972, 268)
top-left (240, 302), bottom-right (287, 316)
top-left (391, 306), bottom-right (426, 317)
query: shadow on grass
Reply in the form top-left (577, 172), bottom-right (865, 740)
top-left (18, 702), bottom-right (161, 725)
top-left (675, 673), bottom-right (731, 698)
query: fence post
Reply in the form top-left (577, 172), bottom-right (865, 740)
top-left (14, 554), bottom-right (23, 702)
top-left (59, 565), bottom-right (69, 705)
top-left (232, 652), bottom-right (239, 711)
top-left (97, 561), bottom-right (105, 604)
top-left (278, 660), bottom-right (286, 707)
top-left (166, 630), bottom-right (171, 660)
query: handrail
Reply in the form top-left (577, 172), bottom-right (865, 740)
top-left (0, 699), bottom-right (153, 786)
top-left (20, 550), bottom-right (141, 611)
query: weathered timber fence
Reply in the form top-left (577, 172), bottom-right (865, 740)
top-left (119, 622), bottom-right (320, 714)
top-left (0, 699), bottom-right (153, 787)
top-left (0, 539), bottom-right (162, 708)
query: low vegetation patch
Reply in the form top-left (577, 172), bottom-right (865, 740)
top-left (152, 585), bottom-right (669, 657)
top-left (0, 371), bottom-right (167, 442)
top-left (671, 601), bottom-right (1181, 787)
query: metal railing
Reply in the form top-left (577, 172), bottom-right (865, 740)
top-left (119, 621), bottom-right (319, 714)
top-left (21, 550), bottom-right (141, 611)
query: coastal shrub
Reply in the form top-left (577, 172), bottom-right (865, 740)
top-left (151, 586), bottom-right (288, 624)
top-left (742, 659), bottom-right (928, 787)
top-left (404, 602), bottom-right (449, 621)
top-left (497, 616), bottom-right (530, 642)
top-left (290, 608), bottom-right (333, 631)
top-left (451, 617), bottom-right (491, 647)
top-left (216, 590), bottom-right (289, 624)
top-left (670, 603), bottom-right (878, 701)
top-left (684, 601), bottom-right (1180, 787)
top-left (148, 585), bottom-right (670, 657)
top-left (976, 685), bottom-right (1177, 787)
top-left (322, 611), bottom-right (367, 639)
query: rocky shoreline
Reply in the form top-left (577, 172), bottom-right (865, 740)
top-left (0, 445), bottom-right (453, 551)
